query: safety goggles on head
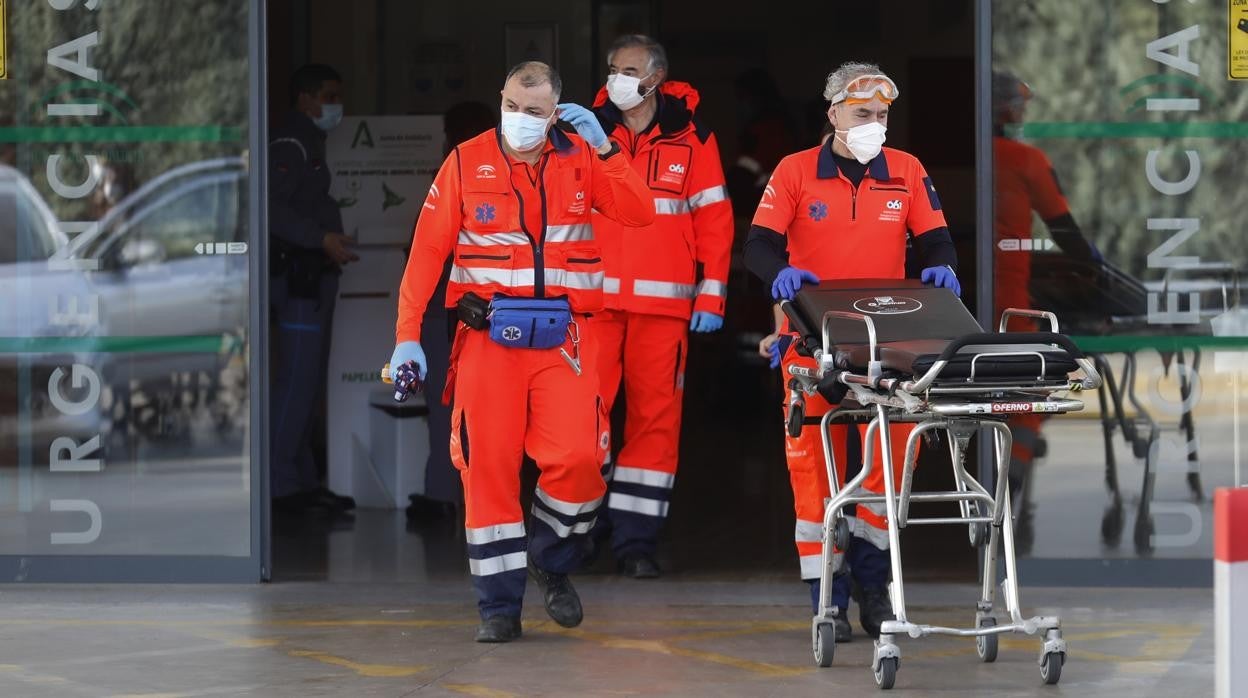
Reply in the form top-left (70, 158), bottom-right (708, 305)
top-left (830, 74), bottom-right (900, 105)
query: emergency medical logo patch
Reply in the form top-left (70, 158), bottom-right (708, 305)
top-left (599, 431), bottom-right (610, 451)
top-left (475, 203), bottom-right (496, 224)
top-left (502, 326), bottom-right (522, 341)
top-left (879, 198), bottom-right (904, 223)
top-left (568, 190), bottom-right (586, 215)
top-left (808, 200), bottom-right (828, 222)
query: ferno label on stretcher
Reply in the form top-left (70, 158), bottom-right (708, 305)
top-left (1232, 0), bottom-right (1248, 79)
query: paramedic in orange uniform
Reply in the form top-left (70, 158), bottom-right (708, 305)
top-left (744, 62), bottom-right (960, 643)
top-left (993, 70), bottom-right (1100, 551)
top-left (388, 62), bottom-right (654, 643)
top-left (587, 35), bottom-right (734, 579)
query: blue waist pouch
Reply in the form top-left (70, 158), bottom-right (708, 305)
top-left (488, 296), bottom-right (572, 349)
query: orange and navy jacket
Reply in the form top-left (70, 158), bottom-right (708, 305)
top-left (751, 143), bottom-right (947, 281)
top-left (395, 126), bottom-right (655, 343)
top-left (590, 81), bottom-right (734, 319)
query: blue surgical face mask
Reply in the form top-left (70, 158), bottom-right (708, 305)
top-left (314, 103), bottom-right (343, 131)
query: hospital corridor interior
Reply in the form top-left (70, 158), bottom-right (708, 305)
top-left (0, 0), bottom-right (1240, 695)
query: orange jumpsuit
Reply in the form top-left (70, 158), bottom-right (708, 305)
top-left (752, 143), bottom-right (948, 582)
top-left (396, 126), bottom-right (653, 619)
top-left (588, 82), bottom-right (734, 558)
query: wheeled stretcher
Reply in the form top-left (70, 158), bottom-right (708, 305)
top-left (780, 280), bottom-right (1102, 690)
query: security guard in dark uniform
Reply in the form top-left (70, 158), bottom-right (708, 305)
top-left (269, 63), bottom-right (359, 515)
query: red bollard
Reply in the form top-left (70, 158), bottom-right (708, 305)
top-left (1216, 487), bottom-right (1248, 698)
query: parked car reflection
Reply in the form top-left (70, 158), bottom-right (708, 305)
top-left (70, 157), bottom-right (251, 445)
top-left (0, 158), bottom-right (251, 450)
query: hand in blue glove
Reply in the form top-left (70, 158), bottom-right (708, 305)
top-left (389, 341), bottom-right (427, 382)
top-left (689, 311), bottom-right (724, 333)
top-left (768, 340), bottom-right (783, 369)
top-left (771, 266), bottom-right (819, 301)
top-left (1087, 241), bottom-right (1104, 264)
top-left (920, 265), bottom-right (961, 297)
top-left (556, 103), bottom-right (608, 149)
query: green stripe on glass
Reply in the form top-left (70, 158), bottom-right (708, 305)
top-left (0, 126), bottom-right (244, 143)
top-left (0, 336), bottom-right (226, 354)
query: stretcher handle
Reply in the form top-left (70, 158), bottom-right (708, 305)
top-left (932, 332), bottom-right (1086, 363)
top-left (778, 300), bottom-right (823, 359)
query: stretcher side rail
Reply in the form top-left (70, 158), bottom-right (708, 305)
top-left (998, 308), bottom-right (1059, 333)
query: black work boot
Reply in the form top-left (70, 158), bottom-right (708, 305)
top-left (617, 553), bottom-right (660, 579)
top-left (808, 580), bottom-right (852, 642)
top-left (833, 608), bottom-right (853, 643)
top-left (528, 559), bottom-right (584, 628)
top-left (858, 586), bottom-right (896, 639)
top-left (474, 615), bottom-right (522, 643)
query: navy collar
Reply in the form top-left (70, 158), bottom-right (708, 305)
top-left (595, 93), bottom-right (685, 138)
top-left (816, 139), bottom-right (890, 181)
top-left (548, 125), bottom-right (575, 153)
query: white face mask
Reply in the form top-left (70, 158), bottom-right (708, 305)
top-left (835, 121), bottom-right (887, 164)
top-left (606, 72), bottom-right (655, 111)
top-left (500, 110), bottom-right (551, 152)
top-left (313, 103), bottom-right (343, 131)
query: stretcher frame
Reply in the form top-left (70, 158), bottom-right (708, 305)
top-left (780, 297), bottom-right (1102, 690)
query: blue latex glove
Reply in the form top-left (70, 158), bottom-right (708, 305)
top-left (921, 265), bottom-right (961, 297)
top-left (690, 311), bottom-right (724, 333)
top-left (389, 341), bottom-right (427, 381)
top-left (1087, 241), bottom-right (1104, 264)
top-left (768, 340), bottom-right (783, 369)
top-left (557, 103), bottom-right (608, 149)
top-left (771, 266), bottom-right (820, 301)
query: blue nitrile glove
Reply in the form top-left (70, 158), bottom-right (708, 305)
top-left (1087, 241), bottom-right (1104, 264)
top-left (689, 311), bottom-right (724, 333)
top-left (921, 265), bottom-right (961, 297)
top-left (771, 266), bottom-right (820, 301)
top-left (768, 340), bottom-right (783, 369)
top-left (557, 103), bottom-right (608, 149)
top-left (389, 341), bottom-right (427, 382)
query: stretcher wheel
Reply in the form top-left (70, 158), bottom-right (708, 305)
top-left (969, 522), bottom-right (989, 548)
top-left (968, 502), bottom-right (989, 547)
top-left (975, 618), bottom-right (998, 663)
top-left (1133, 514), bottom-right (1154, 555)
top-left (787, 401), bottom-right (805, 438)
top-left (832, 518), bottom-right (851, 552)
top-left (874, 657), bottom-right (898, 690)
top-left (1101, 498), bottom-right (1124, 548)
top-left (1040, 651), bottom-right (1064, 685)
top-left (813, 623), bottom-right (835, 667)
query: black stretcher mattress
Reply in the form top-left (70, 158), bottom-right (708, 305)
top-left (791, 280), bottom-right (1079, 380)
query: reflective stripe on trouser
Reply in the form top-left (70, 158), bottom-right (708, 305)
top-left (781, 345), bottom-right (916, 584)
top-left (592, 310), bottom-right (688, 558)
top-left (450, 322), bottom-right (608, 619)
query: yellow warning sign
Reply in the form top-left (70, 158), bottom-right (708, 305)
top-left (1233, 0), bottom-right (1248, 79)
top-left (0, 0), bottom-right (7, 80)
